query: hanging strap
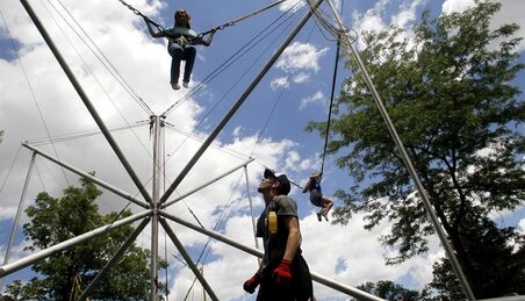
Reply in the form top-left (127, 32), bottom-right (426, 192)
top-left (117, 0), bottom-right (164, 30)
top-left (200, 0), bottom-right (287, 35)
top-left (320, 32), bottom-right (341, 175)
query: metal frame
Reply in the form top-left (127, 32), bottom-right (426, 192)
top-left (3, 0), bottom-right (514, 301)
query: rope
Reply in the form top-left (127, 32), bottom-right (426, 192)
top-left (0, 5), bottom-right (70, 186)
top-left (51, 0), bottom-right (153, 115)
top-left (308, 0), bottom-right (352, 176)
top-left (161, 3), bottom-right (302, 117)
top-left (116, 0), bottom-right (162, 28)
top-left (200, 0), bottom-right (288, 35)
top-left (117, 0), bottom-right (287, 37)
top-left (320, 32), bottom-right (340, 175)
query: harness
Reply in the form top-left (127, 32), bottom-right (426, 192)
top-left (171, 35), bottom-right (188, 47)
top-left (168, 34), bottom-right (202, 47)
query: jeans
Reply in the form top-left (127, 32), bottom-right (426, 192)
top-left (167, 42), bottom-right (196, 85)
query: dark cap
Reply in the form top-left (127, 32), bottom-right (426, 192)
top-left (264, 168), bottom-right (291, 195)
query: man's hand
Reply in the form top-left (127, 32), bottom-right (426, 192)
top-left (273, 259), bottom-right (292, 286)
top-left (243, 273), bottom-right (260, 294)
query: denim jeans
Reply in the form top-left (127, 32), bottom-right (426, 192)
top-left (167, 42), bottom-right (196, 84)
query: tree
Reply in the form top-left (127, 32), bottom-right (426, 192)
top-left (350, 280), bottom-right (425, 301)
top-left (3, 280), bottom-right (33, 301)
top-left (427, 233), bottom-right (525, 299)
top-left (308, 1), bottom-right (525, 298)
top-left (5, 175), bottom-right (167, 300)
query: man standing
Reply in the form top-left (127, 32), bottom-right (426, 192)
top-left (243, 168), bottom-right (314, 301)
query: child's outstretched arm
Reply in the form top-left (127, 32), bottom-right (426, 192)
top-left (302, 178), bottom-right (310, 193)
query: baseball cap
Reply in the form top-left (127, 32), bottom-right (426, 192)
top-left (264, 168), bottom-right (291, 195)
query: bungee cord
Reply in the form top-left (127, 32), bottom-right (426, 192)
top-left (117, 0), bottom-right (162, 28)
top-left (320, 31), bottom-right (340, 175)
top-left (47, 0), bottom-right (155, 116)
top-left (160, 0), bottom-right (303, 117)
top-left (304, 0), bottom-right (356, 176)
top-left (160, 1), bottom-right (305, 162)
top-left (0, 5), bottom-right (70, 186)
top-left (200, 0), bottom-right (288, 36)
top-left (4, 0), bottom-right (188, 280)
top-left (3, 0), bottom-right (353, 296)
top-left (117, 0), bottom-right (288, 38)
top-left (55, 0), bottom-right (153, 115)
top-left (28, 121), bottom-right (150, 146)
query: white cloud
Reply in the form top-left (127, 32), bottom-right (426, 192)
top-left (351, 0), bottom-right (429, 51)
top-left (351, 0), bottom-right (389, 42)
top-left (300, 90), bottom-right (325, 109)
top-left (441, 0), bottom-right (475, 14)
top-left (232, 126), bottom-right (243, 137)
top-left (391, 0), bottom-right (427, 29)
top-left (292, 72), bottom-right (310, 84)
top-left (270, 76), bottom-right (290, 89)
top-left (442, 0), bottom-right (525, 51)
top-left (519, 219), bottom-right (525, 234)
top-left (270, 42), bottom-right (328, 91)
top-left (279, 0), bottom-right (306, 13)
top-left (276, 42), bottom-right (329, 73)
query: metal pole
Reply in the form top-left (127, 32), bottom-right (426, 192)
top-left (161, 210), bottom-right (263, 255)
top-left (159, 0), bottom-right (325, 204)
top-left (0, 152), bottom-right (36, 290)
top-left (19, 0), bottom-right (152, 204)
top-left (77, 217), bottom-right (151, 300)
top-left (150, 116), bottom-right (163, 301)
top-left (0, 210), bottom-right (152, 278)
top-left (322, 0), bottom-right (476, 299)
top-left (22, 142), bottom-right (149, 209)
top-left (159, 219), bottom-right (219, 301)
top-left (310, 271), bottom-right (388, 301)
top-left (244, 165), bottom-right (260, 265)
top-left (162, 158), bottom-right (255, 208)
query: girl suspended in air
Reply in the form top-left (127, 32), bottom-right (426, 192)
top-left (143, 9), bottom-right (216, 90)
top-left (302, 171), bottom-right (334, 222)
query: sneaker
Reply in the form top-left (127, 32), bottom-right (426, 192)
top-left (316, 212), bottom-right (322, 222)
top-left (323, 212), bottom-right (329, 222)
top-left (182, 81), bottom-right (189, 88)
top-left (171, 83), bottom-right (180, 90)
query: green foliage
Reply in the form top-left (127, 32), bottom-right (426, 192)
top-left (427, 225), bottom-right (525, 298)
top-left (6, 175), bottom-right (167, 301)
top-left (4, 279), bottom-right (40, 300)
top-left (350, 280), bottom-right (426, 301)
top-left (308, 1), bottom-right (525, 298)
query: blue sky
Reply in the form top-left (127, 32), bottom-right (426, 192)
top-left (0, 0), bottom-right (524, 300)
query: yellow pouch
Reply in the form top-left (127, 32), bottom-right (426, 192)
top-left (268, 211), bottom-right (277, 235)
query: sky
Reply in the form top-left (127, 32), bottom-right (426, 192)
top-left (0, 0), bottom-right (524, 300)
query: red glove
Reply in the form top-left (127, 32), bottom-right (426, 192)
top-left (243, 273), bottom-right (260, 294)
top-left (272, 259), bottom-right (292, 286)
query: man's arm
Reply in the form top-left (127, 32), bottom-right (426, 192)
top-left (282, 216), bottom-right (301, 262)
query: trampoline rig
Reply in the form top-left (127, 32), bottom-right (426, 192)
top-left (1, 0), bottom-right (508, 300)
